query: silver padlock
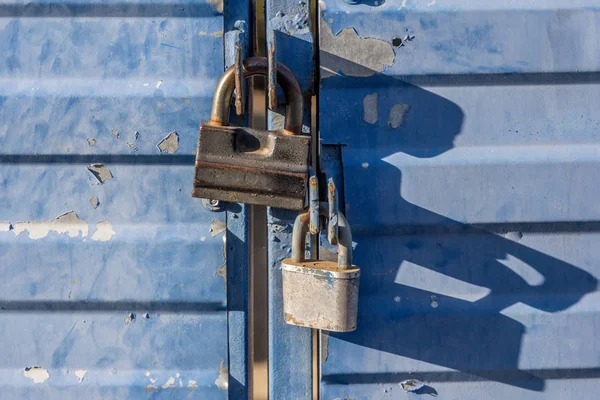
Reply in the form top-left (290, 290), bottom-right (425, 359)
top-left (281, 210), bottom-right (360, 332)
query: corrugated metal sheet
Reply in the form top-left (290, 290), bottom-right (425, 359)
top-left (0, 1), bottom-right (241, 398)
top-left (319, 0), bottom-right (600, 398)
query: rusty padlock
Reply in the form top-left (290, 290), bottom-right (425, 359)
top-left (281, 210), bottom-right (360, 332)
top-left (192, 57), bottom-right (310, 210)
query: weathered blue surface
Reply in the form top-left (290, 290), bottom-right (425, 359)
top-left (0, 1), bottom-right (247, 398)
top-left (266, 0), bottom-right (316, 398)
top-left (320, 0), bottom-right (600, 399)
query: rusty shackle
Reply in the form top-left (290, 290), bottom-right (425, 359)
top-left (291, 204), bottom-right (353, 270)
top-left (209, 57), bottom-right (303, 136)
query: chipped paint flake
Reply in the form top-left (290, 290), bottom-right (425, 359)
top-left (320, 17), bottom-right (395, 78)
top-left (156, 80), bottom-right (163, 89)
top-left (319, 0), bottom-right (326, 11)
top-left (211, 29), bottom-right (224, 37)
top-left (198, 31), bottom-right (207, 36)
top-left (111, 129), bottom-right (120, 138)
top-left (399, 0), bottom-right (407, 9)
top-left (216, 264), bottom-right (226, 284)
top-left (207, 0), bottom-right (223, 13)
top-left (145, 384), bottom-right (158, 392)
top-left (400, 379), bottom-right (425, 392)
top-left (91, 221), bottom-right (116, 242)
top-left (124, 312), bottom-right (135, 325)
top-left (388, 104), bottom-right (410, 128)
top-left (23, 367), bottom-right (49, 384)
top-left (87, 138), bottom-right (96, 146)
top-left (87, 164), bottom-right (113, 184)
top-left (74, 369), bottom-right (87, 383)
top-left (428, 0), bottom-right (436, 5)
top-left (11, 212), bottom-right (88, 240)
top-left (156, 131), bottom-right (179, 154)
top-left (0, 222), bottom-right (11, 232)
top-left (90, 196), bottom-right (99, 209)
top-left (215, 360), bottom-right (228, 390)
top-left (187, 379), bottom-right (198, 389)
top-left (162, 376), bottom-right (176, 389)
top-left (363, 93), bottom-right (378, 124)
top-left (145, 371), bottom-right (151, 377)
top-left (210, 219), bottom-right (226, 237)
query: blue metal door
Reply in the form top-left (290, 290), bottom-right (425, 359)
top-left (0, 1), bottom-right (250, 398)
top-left (319, 0), bottom-right (600, 399)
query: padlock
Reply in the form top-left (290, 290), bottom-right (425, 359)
top-left (192, 57), bottom-right (310, 210)
top-left (281, 210), bottom-right (360, 332)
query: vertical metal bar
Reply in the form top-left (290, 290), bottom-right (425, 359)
top-left (266, 0), bottom-right (316, 398)
top-left (309, 170), bottom-right (320, 236)
top-left (234, 39), bottom-right (245, 116)
top-left (224, 1), bottom-right (251, 398)
top-left (327, 178), bottom-right (339, 245)
top-left (267, 29), bottom-right (278, 111)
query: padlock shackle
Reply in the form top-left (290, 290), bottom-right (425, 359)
top-left (291, 208), bottom-right (353, 270)
top-left (209, 57), bottom-right (303, 136)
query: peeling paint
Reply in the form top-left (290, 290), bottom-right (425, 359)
top-left (211, 29), bottom-right (224, 38)
top-left (87, 138), bottom-right (96, 146)
top-left (162, 376), bottom-right (176, 389)
top-left (363, 93), bottom-right (378, 124)
top-left (187, 379), bottom-right (198, 389)
top-left (156, 80), bottom-right (163, 89)
top-left (124, 312), bottom-right (135, 325)
top-left (207, 0), bottom-right (223, 13)
top-left (145, 384), bottom-right (158, 392)
top-left (216, 264), bottom-right (226, 285)
top-left (215, 359), bottom-right (228, 390)
top-left (319, 0), bottom-right (326, 11)
top-left (198, 31), bottom-right (207, 36)
top-left (320, 17), bottom-right (395, 78)
top-left (0, 222), bottom-right (11, 232)
top-left (156, 131), bottom-right (179, 154)
top-left (87, 164), bottom-right (113, 184)
top-left (111, 129), bottom-right (120, 139)
top-left (74, 369), bottom-right (87, 383)
top-left (210, 219), bottom-right (226, 237)
top-left (91, 221), bottom-right (116, 242)
top-left (23, 367), bottom-right (49, 384)
top-left (399, 0), bottom-right (407, 9)
top-left (388, 104), bottom-right (410, 128)
top-left (10, 212), bottom-right (88, 240)
top-left (270, 11), bottom-right (310, 35)
top-left (90, 196), bottom-right (99, 209)
top-left (400, 379), bottom-right (425, 392)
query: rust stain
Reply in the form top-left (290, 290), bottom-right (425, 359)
top-left (321, 331), bottom-right (330, 365)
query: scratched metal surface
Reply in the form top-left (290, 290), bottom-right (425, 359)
top-left (0, 1), bottom-right (234, 398)
top-left (319, 0), bottom-right (600, 399)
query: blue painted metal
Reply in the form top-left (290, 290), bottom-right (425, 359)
top-left (0, 0), bottom-right (250, 398)
top-left (266, 0), bottom-right (316, 398)
top-left (319, 0), bottom-right (600, 399)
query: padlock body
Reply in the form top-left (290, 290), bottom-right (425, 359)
top-left (281, 259), bottom-right (360, 332)
top-left (193, 123), bottom-right (310, 210)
